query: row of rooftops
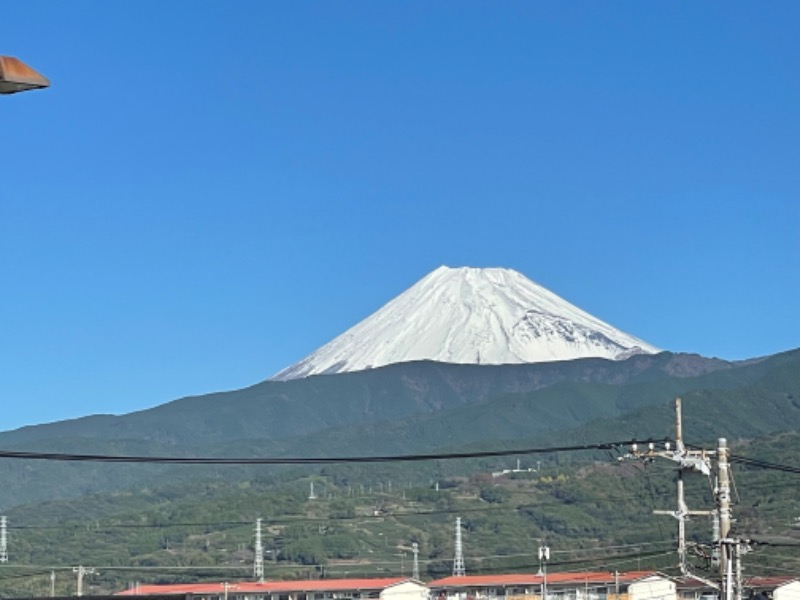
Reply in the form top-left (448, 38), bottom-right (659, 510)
top-left (430, 572), bottom-right (658, 588)
top-left (118, 578), bottom-right (412, 596)
top-left (116, 572), bottom-right (799, 596)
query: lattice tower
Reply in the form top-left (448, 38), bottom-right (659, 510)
top-left (452, 517), bottom-right (465, 576)
top-left (0, 516), bottom-right (7, 563)
top-left (254, 518), bottom-right (264, 582)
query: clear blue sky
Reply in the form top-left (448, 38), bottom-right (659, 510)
top-left (3, 2), bottom-right (798, 430)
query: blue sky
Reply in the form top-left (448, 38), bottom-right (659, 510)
top-left (2, 2), bottom-right (798, 430)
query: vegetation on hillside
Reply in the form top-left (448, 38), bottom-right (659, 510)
top-left (0, 349), bottom-right (797, 597)
top-left (1, 429), bottom-right (799, 598)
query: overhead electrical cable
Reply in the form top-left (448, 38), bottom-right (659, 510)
top-left (0, 547), bottom-right (678, 576)
top-left (3, 442), bottom-right (795, 471)
top-left (0, 439), bottom-right (665, 465)
top-left (727, 454), bottom-right (800, 475)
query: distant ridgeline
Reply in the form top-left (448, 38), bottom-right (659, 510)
top-left (0, 348), bottom-right (797, 509)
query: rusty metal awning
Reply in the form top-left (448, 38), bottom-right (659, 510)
top-left (0, 56), bottom-right (50, 94)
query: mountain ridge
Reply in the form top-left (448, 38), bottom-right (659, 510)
top-left (4, 349), bottom-right (798, 510)
top-left (0, 351), bottom-right (726, 448)
top-left (0, 348), bottom-right (796, 511)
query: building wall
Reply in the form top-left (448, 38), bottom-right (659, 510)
top-left (774, 581), bottom-right (800, 600)
top-left (628, 578), bottom-right (676, 600)
top-left (440, 587), bottom-right (632, 600)
top-left (380, 581), bottom-right (430, 600)
top-left (433, 578), bottom-right (673, 600)
top-left (508, 593), bottom-right (538, 600)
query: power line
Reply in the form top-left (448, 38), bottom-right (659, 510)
top-left (1, 442), bottom-right (794, 480)
top-left (0, 439), bottom-right (661, 465)
top-left (727, 454), bottom-right (800, 475)
top-left (0, 546), bottom-right (679, 577)
top-left (682, 445), bottom-right (800, 475)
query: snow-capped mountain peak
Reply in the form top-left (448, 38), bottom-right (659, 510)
top-left (272, 266), bottom-right (659, 381)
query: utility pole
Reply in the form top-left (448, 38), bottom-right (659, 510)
top-left (718, 438), bottom-right (734, 600)
top-left (452, 517), bottom-right (465, 576)
top-left (412, 542), bottom-right (420, 580)
top-left (309, 481), bottom-right (317, 500)
top-left (646, 398), bottom-right (714, 574)
top-left (538, 545), bottom-right (549, 600)
top-left (73, 566), bottom-right (96, 597)
top-left (734, 542), bottom-right (744, 600)
top-left (0, 516), bottom-right (8, 563)
top-left (222, 582), bottom-right (239, 600)
top-left (627, 398), bottom-right (746, 600)
top-left (254, 518), bottom-right (265, 582)
top-left (50, 571), bottom-right (56, 597)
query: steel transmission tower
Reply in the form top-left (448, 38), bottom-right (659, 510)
top-left (254, 518), bottom-right (265, 582)
top-left (0, 516), bottom-right (8, 562)
top-left (412, 542), bottom-right (420, 580)
top-left (452, 517), bottom-right (465, 576)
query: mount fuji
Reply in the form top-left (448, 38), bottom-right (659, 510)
top-left (272, 266), bottom-right (660, 381)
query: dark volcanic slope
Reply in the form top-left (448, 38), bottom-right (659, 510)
top-left (0, 351), bottom-right (735, 449)
top-left (0, 349), bottom-right (797, 509)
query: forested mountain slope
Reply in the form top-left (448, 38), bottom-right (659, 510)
top-left (0, 349), bottom-right (796, 510)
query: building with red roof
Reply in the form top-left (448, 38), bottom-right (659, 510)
top-left (117, 577), bottom-right (429, 600)
top-left (115, 572), bottom-right (679, 600)
top-left (428, 571), bottom-right (675, 600)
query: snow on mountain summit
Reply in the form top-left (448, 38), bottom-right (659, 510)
top-left (271, 266), bottom-right (660, 381)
